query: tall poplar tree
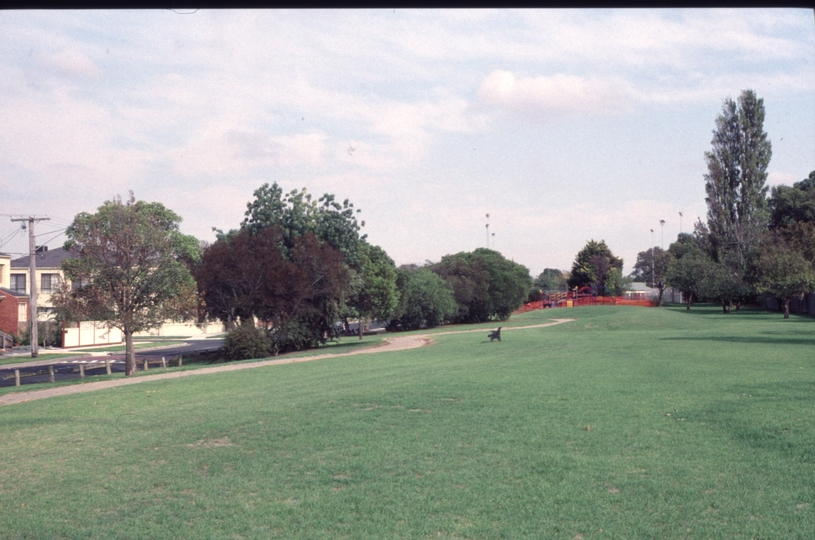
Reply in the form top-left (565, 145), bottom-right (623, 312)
top-left (704, 89), bottom-right (772, 272)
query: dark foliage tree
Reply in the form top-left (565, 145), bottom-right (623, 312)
top-left (54, 194), bottom-right (199, 375)
top-left (196, 226), bottom-right (349, 356)
top-left (704, 89), bottom-right (772, 273)
top-left (567, 239), bottom-right (623, 291)
top-left (432, 248), bottom-right (530, 324)
top-left (388, 266), bottom-right (457, 331)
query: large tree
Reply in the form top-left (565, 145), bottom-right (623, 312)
top-left (664, 233), bottom-right (712, 310)
top-left (388, 266), bottom-right (457, 331)
top-left (239, 183), bottom-right (365, 266)
top-left (750, 232), bottom-right (815, 319)
top-left (432, 248), bottom-right (531, 324)
top-left (348, 242), bottom-right (400, 339)
top-left (196, 226), bottom-right (350, 356)
top-left (567, 239), bottom-right (623, 292)
top-left (704, 89), bottom-right (772, 273)
top-left (54, 194), bottom-right (199, 376)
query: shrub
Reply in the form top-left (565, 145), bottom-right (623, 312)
top-left (223, 323), bottom-right (271, 361)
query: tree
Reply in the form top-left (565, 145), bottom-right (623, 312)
top-left (240, 183), bottom-right (365, 267)
top-left (629, 247), bottom-right (671, 306)
top-left (704, 89), bottom-right (772, 273)
top-left (432, 249), bottom-right (531, 324)
top-left (665, 251), bottom-right (713, 310)
top-left (750, 232), bottom-right (815, 318)
top-left (567, 240), bottom-right (623, 291)
top-left (768, 171), bottom-right (815, 230)
top-left (664, 233), bottom-right (712, 310)
top-left (388, 266), bottom-right (457, 331)
top-left (348, 243), bottom-right (400, 339)
top-left (534, 268), bottom-right (568, 293)
top-left (604, 267), bottom-right (631, 298)
top-left (54, 194), bottom-right (199, 376)
top-left (196, 226), bottom-right (350, 356)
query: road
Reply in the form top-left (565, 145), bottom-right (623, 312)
top-left (0, 338), bottom-right (223, 388)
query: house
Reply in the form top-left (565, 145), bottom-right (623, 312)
top-left (10, 246), bottom-right (75, 321)
top-left (6, 245), bottom-right (222, 347)
top-left (0, 251), bottom-right (29, 338)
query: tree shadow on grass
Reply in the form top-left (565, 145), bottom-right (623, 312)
top-left (685, 381), bottom-right (815, 464)
top-left (660, 335), bottom-right (815, 346)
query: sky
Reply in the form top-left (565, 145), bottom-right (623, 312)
top-left (1, 8), bottom-right (813, 277)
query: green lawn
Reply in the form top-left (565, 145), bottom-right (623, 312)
top-left (1, 305), bottom-right (813, 539)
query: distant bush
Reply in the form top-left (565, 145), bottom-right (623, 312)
top-left (224, 324), bottom-right (271, 361)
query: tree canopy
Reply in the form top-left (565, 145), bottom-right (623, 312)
top-left (567, 240), bottom-right (623, 292)
top-left (196, 225), bottom-right (350, 356)
top-left (388, 265), bottom-right (457, 331)
top-left (55, 194), bottom-right (199, 375)
top-left (432, 248), bottom-right (530, 324)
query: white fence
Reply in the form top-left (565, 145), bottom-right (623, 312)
top-left (62, 322), bottom-right (123, 348)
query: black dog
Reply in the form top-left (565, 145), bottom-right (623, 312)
top-left (488, 327), bottom-right (502, 342)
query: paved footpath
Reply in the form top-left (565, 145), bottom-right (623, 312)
top-left (0, 319), bottom-right (574, 407)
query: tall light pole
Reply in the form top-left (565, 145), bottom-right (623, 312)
top-left (660, 219), bottom-right (665, 250)
top-left (650, 228), bottom-right (655, 288)
top-left (679, 212), bottom-right (683, 234)
top-left (485, 213), bottom-right (490, 249)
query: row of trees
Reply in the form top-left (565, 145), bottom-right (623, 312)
top-left (55, 184), bottom-right (532, 372)
top-left (631, 90), bottom-right (814, 317)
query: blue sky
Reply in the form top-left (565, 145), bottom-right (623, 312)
top-left (1, 9), bottom-right (813, 277)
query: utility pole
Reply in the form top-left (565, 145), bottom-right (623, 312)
top-left (10, 216), bottom-right (50, 358)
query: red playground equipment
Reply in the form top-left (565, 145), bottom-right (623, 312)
top-left (514, 287), bottom-right (653, 314)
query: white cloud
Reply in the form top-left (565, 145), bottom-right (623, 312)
top-left (475, 70), bottom-right (635, 123)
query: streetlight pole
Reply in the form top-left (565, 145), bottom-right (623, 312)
top-left (679, 212), bottom-right (683, 234)
top-left (650, 228), bottom-right (654, 289)
top-left (660, 219), bottom-right (665, 250)
top-left (485, 213), bottom-right (490, 249)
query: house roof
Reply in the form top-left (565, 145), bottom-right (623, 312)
top-left (0, 287), bottom-right (30, 299)
top-left (11, 247), bottom-right (76, 270)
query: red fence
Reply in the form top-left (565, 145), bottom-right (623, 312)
top-left (514, 290), bottom-right (653, 314)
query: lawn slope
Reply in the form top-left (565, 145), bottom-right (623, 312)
top-left (1, 305), bottom-right (813, 539)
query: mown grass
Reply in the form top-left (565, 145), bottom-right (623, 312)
top-left (0, 305), bottom-right (813, 539)
top-left (0, 335), bottom-right (389, 397)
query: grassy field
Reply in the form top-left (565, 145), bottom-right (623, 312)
top-left (0, 305), bottom-right (813, 539)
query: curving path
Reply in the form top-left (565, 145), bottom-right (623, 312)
top-left (0, 319), bottom-right (574, 406)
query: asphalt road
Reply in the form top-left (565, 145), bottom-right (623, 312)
top-left (0, 338), bottom-right (223, 388)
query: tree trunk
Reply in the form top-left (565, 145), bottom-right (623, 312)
top-left (125, 329), bottom-right (136, 376)
top-left (358, 317), bottom-right (364, 340)
top-left (783, 298), bottom-right (790, 319)
top-left (657, 286), bottom-right (664, 307)
top-left (686, 292), bottom-right (693, 310)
